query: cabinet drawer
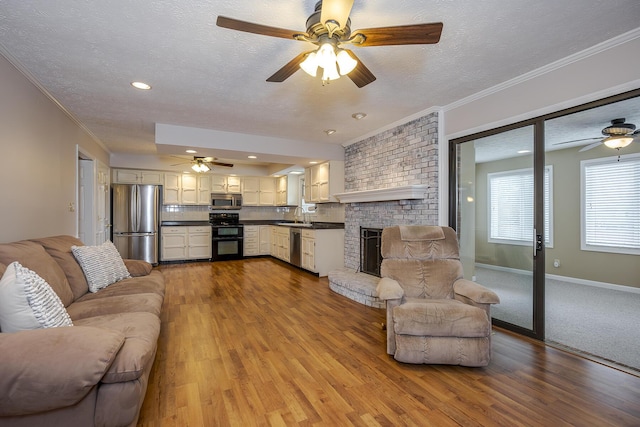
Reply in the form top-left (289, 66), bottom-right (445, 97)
top-left (302, 229), bottom-right (315, 238)
top-left (162, 227), bottom-right (186, 234)
top-left (188, 226), bottom-right (211, 234)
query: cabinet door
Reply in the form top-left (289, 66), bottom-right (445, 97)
top-left (242, 177), bottom-right (260, 206)
top-left (114, 169), bottom-right (140, 183)
top-left (197, 175), bottom-right (212, 205)
top-left (315, 163), bottom-right (330, 202)
top-left (227, 176), bottom-right (242, 193)
top-left (243, 226), bottom-right (259, 256)
top-left (270, 227), bottom-right (278, 256)
top-left (140, 170), bottom-right (163, 184)
top-left (259, 177), bottom-right (276, 206)
top-left (161, 228), bottom-right (188, 261)
top-left (163, 173), bottom-right (181, 205)
top-left (259, 226), bottom-right (271, 255)
top-left (211, 175), bottom-right (227, 193)
top-left (302, 237), bottom-right (316, 271)
top-left (187, 226), bottom-right (212, 259)
top-left (181, 174), bottom-right (198, 205)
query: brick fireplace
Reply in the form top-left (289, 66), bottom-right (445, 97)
top-left (342, 112), bottom-right (440, 270)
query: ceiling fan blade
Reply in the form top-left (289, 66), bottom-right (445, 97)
top-left (216, 16), bottom-right (303, 40)
top-left (552, 137), bottom-right (601, 146)
top-left (352, 23), bottom-right (443, 47)
top-left (211, 161), bottom-right (234, 168)
top-left (266, 52), bottom-right (310, 83)
top-left (320, 0), bottom-right (354, 30)
top-left (345, 50), bottom-right (376, 88)
top-left (579, 141), bottom-right (603, 152)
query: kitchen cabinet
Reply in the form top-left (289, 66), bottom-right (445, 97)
top-left (243, 225), bottom-right (260, 256)
top-left (259, 226), bottom-right (271, 254)
top-left (163, 173), bottom-right (208, 205)
top-left (305, 161), bottom-right (344, 203)
top-left (276, 175), bottom-right (300, 206)
top-left (242, 177), bottom-right (276, 206)
top-left (301, 228), bottom-right (344, 276)
top-left (161, 225), bottom-right (211, 261)
top-left (272, 226), bottom-right (290, 262)
top-left (270, 226), bottom-right (278, 256)
top-left (211, 175), bottom-right (242, 194)
top-left (113, 169), bottom-right (163, 185)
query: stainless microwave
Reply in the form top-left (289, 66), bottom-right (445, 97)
top-left (211, 193), bottom-right (242, 210)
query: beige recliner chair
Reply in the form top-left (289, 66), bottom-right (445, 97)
top-left (376, 226), bottom-right (500, 367)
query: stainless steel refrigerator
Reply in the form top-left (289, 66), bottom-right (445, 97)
top-left (112, 184), bottom-right (160, 264)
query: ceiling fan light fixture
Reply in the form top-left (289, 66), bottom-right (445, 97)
top-left (321, 60), bottom-right (340, 82)
top-left (300, 52), bottom-right (319, 77)
top-left (336, 49), bottom-right (357, 75)
top-left (317, 43), bottom-right (337, 70)
top-left (603, 135), bottom-right (634, 149)
top-left (191, 160), bottom-right (210, 173)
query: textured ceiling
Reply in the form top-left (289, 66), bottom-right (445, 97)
top-left (0, 1), bottom-right (639, 167)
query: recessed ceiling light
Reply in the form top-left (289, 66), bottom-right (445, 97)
top-left (290, 171), bottom-right (304, 175)
top-left (352, 112), bottom-right (367, 120)
top-left (248, 155), bottom-right (257, 159)
top-left (131, 81), bottom-right (151, 90)
top-left (517, 150), bottom-right (531, 154)
top-left (310, 161), bottom-right (318, 164)
top-left (324, 129), bottom-right (336, 135)
top-left (185, 149), bottom-right (197, 154)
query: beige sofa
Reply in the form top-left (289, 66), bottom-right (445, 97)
top-left (0, 235), bottom-right (165, 427)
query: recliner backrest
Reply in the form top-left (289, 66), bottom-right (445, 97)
top-left (380, 226), bottom-right (463, 299)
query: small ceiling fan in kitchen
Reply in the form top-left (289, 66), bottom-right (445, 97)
top-left (216, 0), bottom-right (443, 87)
top-left (171, 156), bottom-right (234, 173)
top-left (554, 118), bottom-right (639, 152)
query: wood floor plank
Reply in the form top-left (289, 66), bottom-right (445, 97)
top-left (137, 259), bottom-right (640, 426)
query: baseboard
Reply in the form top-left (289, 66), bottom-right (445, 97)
top-left (475, 263), bottom-right (640, 295)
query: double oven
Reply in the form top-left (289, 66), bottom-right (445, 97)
top-left (209, 212), bottom-right (244, 261)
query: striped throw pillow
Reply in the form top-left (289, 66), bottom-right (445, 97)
top-left (71, 241), bottom-right (131, 293)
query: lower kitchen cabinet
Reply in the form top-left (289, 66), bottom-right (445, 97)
top-left (161, 226), bottom-right (211, 261)
top-left (244, 225), bottom-right (272, 256)
top-left (300, 228), bottom-right (344, 277)
top-left (271, 226), bottom-right (290, 263)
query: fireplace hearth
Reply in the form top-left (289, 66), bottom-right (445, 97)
top-left (360, 227), bottom-right (383, 277)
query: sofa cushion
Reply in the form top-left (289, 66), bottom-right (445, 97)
top-left (124, 259), bottom-right (153, 277)
top-left (0, 262), bottom-right (74, 333)
top-left (73, 312), bottom-right (160, 383)
top-left (75, 271), bottom-right (166, 302)
top-left (0, 326), bottom-right (124, 416)
top-left (30, 235), bottom-right (90, 301)
top-left (72, 241), bottom-right (131, 293)
top-left (393, 298), bottom-right (490, 338)
top-left (0, 240), bottom-right (74, 307)
top-left (68, 293), bottom-right (163, 321)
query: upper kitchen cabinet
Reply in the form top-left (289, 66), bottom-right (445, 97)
top-left (163, 173), bottom-right (208, 205)
top-left (211, 175), bottom-right (242, 194)
top-left (305, 161), bottom-right (344, 203)
top-left (276, 175), bottom-right (300, 206)
top-left (113, 169), bottom-right (163, 185)
top-left (242, 177), bottom-right (276, 206)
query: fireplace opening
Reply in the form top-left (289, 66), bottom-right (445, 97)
top-left (360, 227), bottom-right (383, 277)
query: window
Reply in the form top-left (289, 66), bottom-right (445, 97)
top-left (581, 153), bottom-right (640, 255)
top-left (488, 166), bottom-right (553, 246)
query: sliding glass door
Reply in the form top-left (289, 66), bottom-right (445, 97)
top-left (451, 123), bottom-right (545, 338)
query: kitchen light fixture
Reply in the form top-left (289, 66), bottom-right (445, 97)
top-left (603, 135), bottom-right (634, 149)
top-left (352, 112), bottom-right (367, 120)
top-left (185, 149), bottom-right (197, 154)
top-left (131, 81), bottom-right (151, 90)
top-left (191, 159), bottom-right (210, 173)
top-left (324, 129), bottom-right (336, 135)
top-left (248, 155), bottom-right (257, 159)
top-left (299, 39), bottom-right (357, 84)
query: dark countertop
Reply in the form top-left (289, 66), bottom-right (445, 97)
top-left (240, 220), bottom-right (344, 230)
top-left (161, 221), bottom-right (211, 227)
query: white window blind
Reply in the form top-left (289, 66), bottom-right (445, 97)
top-left (488, 166), bottom-right (552, 246)
top-left (581, 154), bottom-right (640, 254)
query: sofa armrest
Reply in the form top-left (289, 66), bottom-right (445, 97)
top-left (453, 279), bottom-right (500, 305)
top-left (376, 277), bottom-right (405, 301)
top-left (0, 326), bottom-right (125, 417)
top-left (123, 259), bottom-right (153, 277)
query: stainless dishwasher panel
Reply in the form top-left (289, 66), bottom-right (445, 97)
top-left (290, 228), bottom-right (301, 267)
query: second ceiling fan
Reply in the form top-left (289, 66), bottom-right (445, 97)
top-left (217, 0), bottom-right (443, 88)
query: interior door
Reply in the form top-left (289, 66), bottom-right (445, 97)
top-left (452, 123), bottom-right (545, 338)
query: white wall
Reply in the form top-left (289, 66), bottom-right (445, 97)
top-left (0, 54), bottom-right (109, 243)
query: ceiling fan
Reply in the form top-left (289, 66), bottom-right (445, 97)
top-left (554, 118), bottom-right (639, 152)
top-left (171, 156), bottom-right (234, 173)
top-left (216, 0), bottom-right (443, 87)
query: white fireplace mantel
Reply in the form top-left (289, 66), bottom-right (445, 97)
top-left (333, 185), bottom-right (429, 204)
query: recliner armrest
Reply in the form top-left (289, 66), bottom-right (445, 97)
top-left (453, 279), bottom-right (500, 304)
top-left (376, 277), bottom-right (405, 301)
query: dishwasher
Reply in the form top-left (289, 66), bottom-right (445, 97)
top-left (290, 228), bottom-right (302, 267)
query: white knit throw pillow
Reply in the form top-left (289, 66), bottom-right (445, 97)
top-left (72, 241), bottom-right (131, 293)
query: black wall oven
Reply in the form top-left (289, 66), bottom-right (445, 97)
top-left (210, 213), bottom-right (243, 261)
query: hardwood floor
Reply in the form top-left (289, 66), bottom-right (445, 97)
top-left (138, 258), bottom-right (640, 426)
